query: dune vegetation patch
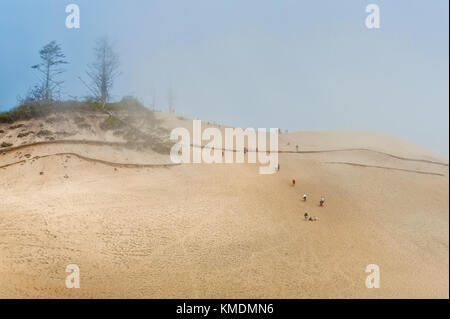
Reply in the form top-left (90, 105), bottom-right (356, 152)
top-left (1, 142), bottom-right (13, 148)
top-left (17, 131), bottom-right (34, 138)
top-left (100, 115), bottom-right (125, 131)
top-left (0, 99), bottom-right (138, 124)
top-left (36, 130), bottom-right (53, 137)
top-left (0, 97), bottom-right (174, 154)
top-left (9, 124), bottom-right (25, 130)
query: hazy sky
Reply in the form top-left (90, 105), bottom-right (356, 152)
top-left (0, 0), bottom-right (448, 154)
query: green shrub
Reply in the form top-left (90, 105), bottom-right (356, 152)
top-left (100, 116), bottom-right (124, 131)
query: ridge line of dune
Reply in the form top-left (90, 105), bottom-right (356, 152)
top-left (0, 152), bottom-right (179, 169)
top-left (0, 160), bottom-right (26, 169)
top-left (323, 161), bottom-right (446, 176)
top-left (192, 144), bottom-right (449, 167)
top-left (2, 140), bottom-right (132, 152)
top-left (1, 139), bottom-right (448, 167)
top-left (285, 149), bottom-right (449, 167)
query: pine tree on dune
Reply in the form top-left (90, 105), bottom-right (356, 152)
top-left (31, 41), bottom-right (68, 101)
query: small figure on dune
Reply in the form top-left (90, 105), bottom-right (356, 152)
top-left (303, 194), bottom-right (307, 201)
top-left (320, 197), bottom-right (325, 207)
top-left (304, 212), bottom-right (308, 220)
top-left (292, 179), bottom-right (296, 186)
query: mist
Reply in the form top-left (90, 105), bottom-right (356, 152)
top-left (0, 0), bottom-right (448, 154)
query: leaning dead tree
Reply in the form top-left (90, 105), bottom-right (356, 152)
top-left (83, 37), bottom-right (120, 103)
top-left (31, 41), bottom-right (68, 101)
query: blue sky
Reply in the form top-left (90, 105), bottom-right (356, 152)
top-left (0, 0), bottom-right (448, 154)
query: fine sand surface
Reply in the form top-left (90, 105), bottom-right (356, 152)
top-left (0, 116), bottom-right (448, 298)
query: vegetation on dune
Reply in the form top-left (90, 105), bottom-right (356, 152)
top-left (17, 131), bottom-right (34, 138)
top-left (0, 37), bottom-right (175, 155)
top-left (0, 98), bottom-right (153, 124)
top-left (0, 97), bottom-right (173, 155)
top-left (0, 100), bottom-right (96, 124)
top-left (100, 115), bottom-right (124, 131)
top-left (36, 130), bottom-right (53, 137)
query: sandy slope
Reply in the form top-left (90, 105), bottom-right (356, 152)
top-left (0, 116), bottom-right (448, 298)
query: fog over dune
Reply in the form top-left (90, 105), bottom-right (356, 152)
top-left (0, 0), bottom-right (448, 154)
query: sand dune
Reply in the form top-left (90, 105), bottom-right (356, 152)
top-left (0, 114), bottom-right (448, 298)
top-left (279, 131), bottom-right (448, 162)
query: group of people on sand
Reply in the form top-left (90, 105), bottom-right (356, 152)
top-left (304, 213), bottom-right (318, 221)
top-left (302, 193), bottom-right (325, 222)
top-left (277, 165), bottom-right (326, 222)
top-left (302, 193), bottom-right (325, 206)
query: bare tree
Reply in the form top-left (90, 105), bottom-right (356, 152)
top-left (31, 41), bottom-right (68, 101)
top-left (84, 37), bottom-right (120, 103)
top-left (151, 87), bottom-right (157, 111)
top-left (167, 80), bottom-right (175, 113)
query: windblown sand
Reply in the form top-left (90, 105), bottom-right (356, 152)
top-left (0, 117), bottom-right (448, 298)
